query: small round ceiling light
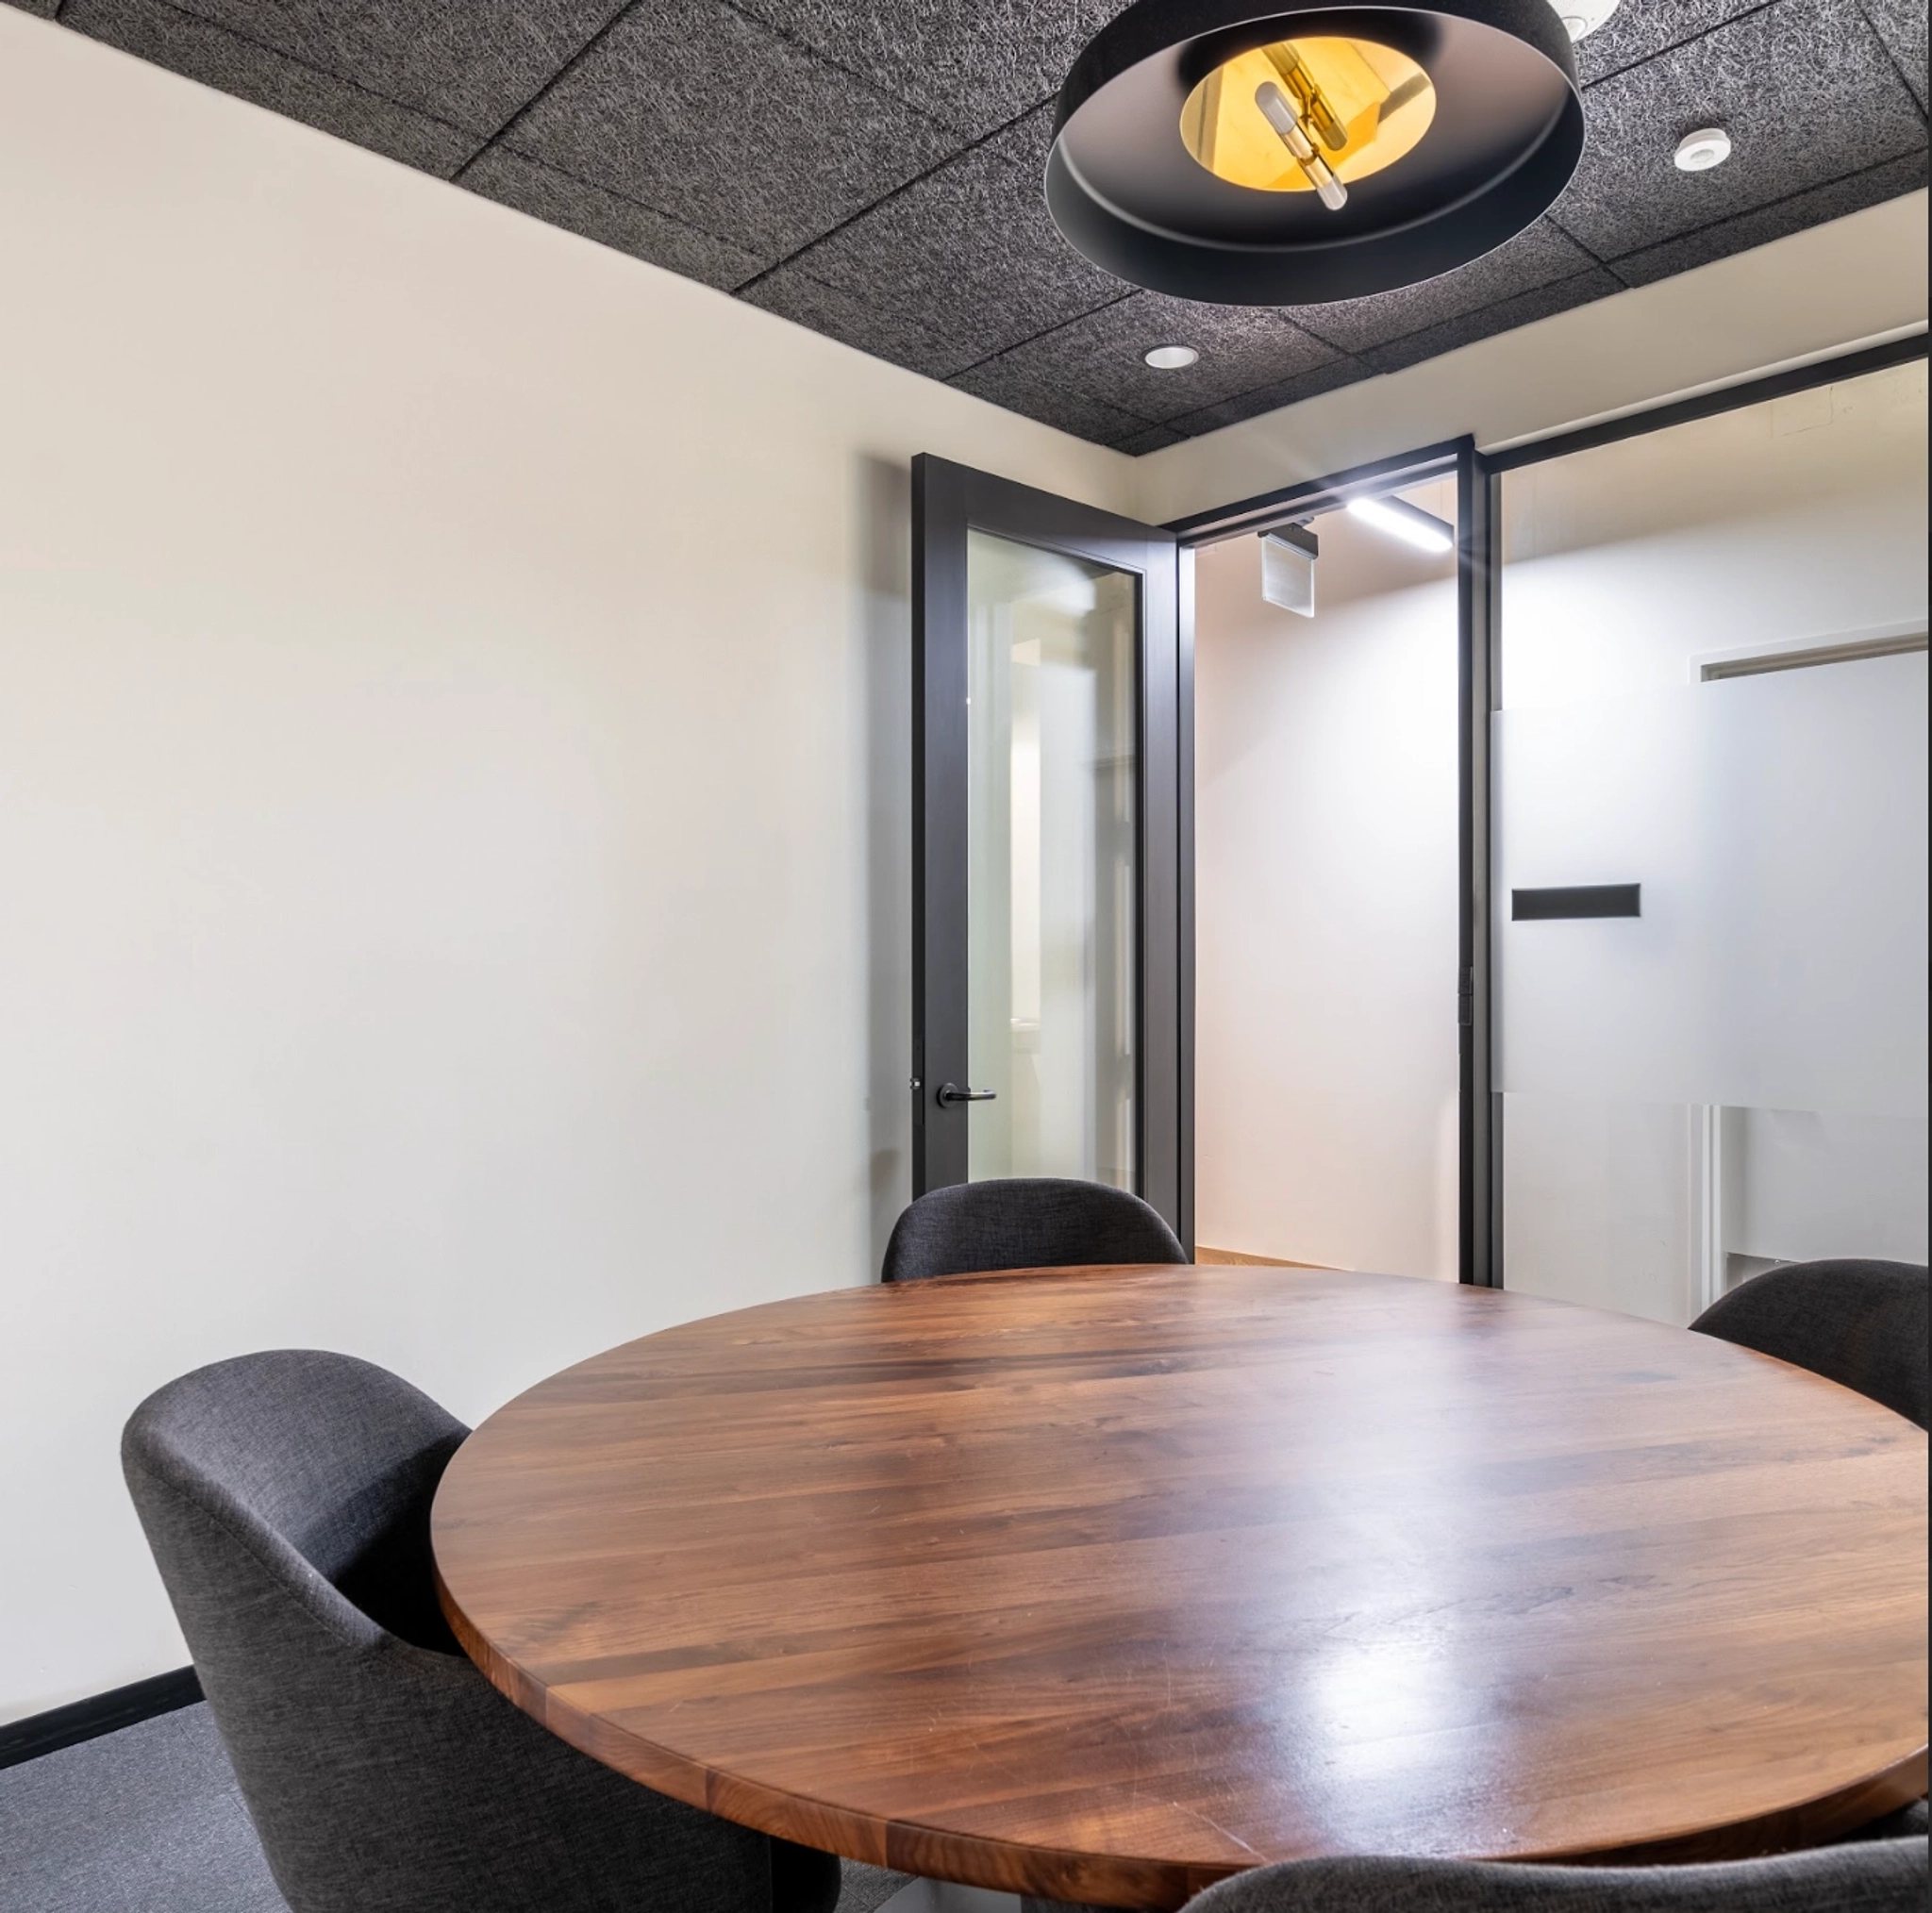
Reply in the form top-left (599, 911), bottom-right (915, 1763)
top-left (1674, 126), bottom-right (1732, 172)
top-left (1047, 1), bottom-right (1586, 305)
top-left (1552, 0), bottom-right (1619, 39)
top-left (1144, 342), bottom-right (1202, 367)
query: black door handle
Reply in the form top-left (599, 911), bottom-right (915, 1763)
top-left (936, 1083), bottom-right (997, 1106)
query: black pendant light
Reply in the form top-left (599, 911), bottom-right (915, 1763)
top-left (1046, 0), bottom-right (1584, 304)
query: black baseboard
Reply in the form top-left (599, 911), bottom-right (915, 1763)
top-left (0, 1666), bottom-right (203, 1772)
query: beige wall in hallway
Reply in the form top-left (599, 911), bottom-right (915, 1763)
top-left (1193, 494), bottom-right (1461, 1278)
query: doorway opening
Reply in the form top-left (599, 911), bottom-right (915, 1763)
top-left (1190, 474), bottom-right (1463, 1277)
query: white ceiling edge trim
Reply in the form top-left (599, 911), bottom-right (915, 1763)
top-left (1134, 188), bottom-right (1931, 524)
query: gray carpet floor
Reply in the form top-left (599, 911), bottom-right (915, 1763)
top-left (0, 1705), bottom-right (285, 1913)
top-left (0, 1701), bottom-right (916, 1913)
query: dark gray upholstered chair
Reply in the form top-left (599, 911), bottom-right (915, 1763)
top-left (1177, 1805), bottom-right (1930, 1913)
top-left (882, 1176), bottom-right (1188, 1283)
top-left (1690, 1258), bottom-right (1929, 1428)
top-left (122, 1350), bottom-right (860, 1913)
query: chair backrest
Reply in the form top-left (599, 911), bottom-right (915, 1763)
top-left (123, 1350), bottom-right (796, 1913)
top-left (1179, 1824), bottom-right (1930, 1913)
top-left (1690, 1258), bottom-right (1929, 1428)
top-left (881, 1176), bottom-right (1188, 1283)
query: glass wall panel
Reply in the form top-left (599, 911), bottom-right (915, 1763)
top-left (965, 531), bottom-right (1137, 1187)
top-left (1496, 359), bottom-right (1929, 1323)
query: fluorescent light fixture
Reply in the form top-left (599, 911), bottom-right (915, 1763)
top-left (1346, 493), bottom-right (1455, 554)
top-left (1674, 127), bottom-right (1732, 172)
top-left (1144, 344), bottom-right (1199, 369)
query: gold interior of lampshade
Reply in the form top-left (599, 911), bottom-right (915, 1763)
top-left (1179, 38), bottom-right (1436, 193)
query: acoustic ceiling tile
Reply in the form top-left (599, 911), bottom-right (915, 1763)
top-left (1157, 358), bottom-right (1373, 441)
top-left (1551, 0), bottom-right (1927, 261)
top-left (1291, 219), bottom-right (1603, 355)
top-left (1573, 0), bottom-right (1768, 86)
top-left (4, 0), bottom-right (60, 20)
top-left (963, 294), bottom-right (1342, 425)
top-left (947, 356), bottom-right (1155, 445)
top-left (739, 264), bottom-right (985, 379)
top-left (723, 0), bottom-right (1132, 141)
top-left (461, 148), bottom-right (764, 291)
top-left (65, 0), bottom-right (477, 175)
top-left (160, 0), bottom-right (620, 134)
top-left (1611, 147), bottom-right (1931, 284)
top-left (1358, 267), bottom-right (1623, 374)
top-left (1860, 0), bottom-right (1929, 108)
top-left (502, 0), bottom-right (958, 263)
top-left (777, 106), bottom-right (1130, 365)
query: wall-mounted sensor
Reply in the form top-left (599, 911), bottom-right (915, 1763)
top-left (1260, 523), bottom-right (1319, 617)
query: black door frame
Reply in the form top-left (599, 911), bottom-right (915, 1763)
top-left (1163, 327), bottom-right (1929, 1286)
top-left (1165, 437), bottom-right (1496, 1285)
top-left (911, 455), bottom-right (1187, 1245)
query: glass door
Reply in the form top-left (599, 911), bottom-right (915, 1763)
top-left (913, 457), bottom-right (1186, 1241)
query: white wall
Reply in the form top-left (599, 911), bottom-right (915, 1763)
top-left (0, 9), bottom-right (1134, 1722)
top-left (1134, 191), bottom-right (1930, 526)
top-left (1194, 489), bottom-right (1460, 1275)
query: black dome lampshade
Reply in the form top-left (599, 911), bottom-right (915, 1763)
top-left (1046, 0), bottom-right (1584, 304)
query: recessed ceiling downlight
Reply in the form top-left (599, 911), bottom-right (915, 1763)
top-left (1047, 0), bottom-right (1585, 306)
top-left (1674, 126), bottom-right (1732, 172)
top-left (1145, 343), bottom-right (1201, 368)
top-left (1551, 0), bottom-right (1619, 38)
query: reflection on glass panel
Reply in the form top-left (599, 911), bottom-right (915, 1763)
top-left (1496, 359), bottom-right (1929, 1325)
top-left (966, 531), bottom-right (1137, 1188)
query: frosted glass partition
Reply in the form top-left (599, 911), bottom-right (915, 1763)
top-left (1496, 651), bottom-right (1928, 1117)
top-left (1497, 359), bottom-right (1929, 1324)
top-left (965, 530), bottom-right (1137, 1188)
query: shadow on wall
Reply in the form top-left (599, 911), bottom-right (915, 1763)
top-left (858, 454), bottom-right (914, 1280)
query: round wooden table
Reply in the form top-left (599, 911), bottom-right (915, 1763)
top-left (432, 1266), bottom-right (1928, 1909)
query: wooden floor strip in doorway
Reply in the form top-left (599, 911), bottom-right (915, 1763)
top-left (1194, 1246), bottom-right (1342, 1271)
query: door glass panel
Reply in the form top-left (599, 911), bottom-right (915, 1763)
top-left (965, 530), bottom-right (1138, 1187)
top-left (1495, 359), bottom-right (1929, 1323)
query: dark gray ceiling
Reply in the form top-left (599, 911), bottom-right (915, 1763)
top-left (15, 0), bottom-right (1927, 452)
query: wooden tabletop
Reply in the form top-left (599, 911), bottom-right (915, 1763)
top-left (432, 1266), bottom-right (1928, 1909)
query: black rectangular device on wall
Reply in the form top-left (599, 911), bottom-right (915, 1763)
top-left (1512, 884), bottom-right (1642, 921)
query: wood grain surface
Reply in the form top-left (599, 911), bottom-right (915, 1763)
top-left (432, 1267), bottom-right (1928, 1909)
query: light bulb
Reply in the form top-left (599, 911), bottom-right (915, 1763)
top-left (1346, 494), bottom-right (1455, 554)
top-left (1256, 82), bottom-right (1348, 209)
top-left (1179, 37), bottom-right (1433, 203)
top-left (1143, 344), bottom-right (1200, 369)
